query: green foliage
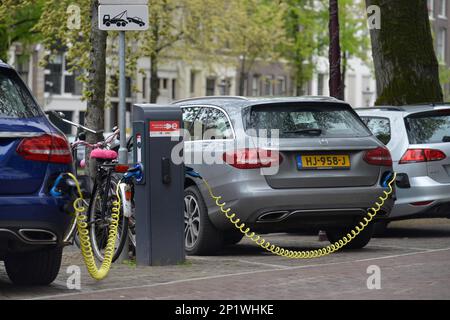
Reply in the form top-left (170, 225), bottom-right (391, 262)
top-left (439, 64), bottom-right (450, 100)
top-left (34, 0), bottom-right (93, 99)
top-left (0, 0), bottom-right (44, 61)
top-left (339, 0), bottom-right (370, 64)
top-left (282, 0), bottom-right (327, 94)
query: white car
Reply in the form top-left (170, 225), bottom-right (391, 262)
top-left (357, 105), bottom-right (450, 232)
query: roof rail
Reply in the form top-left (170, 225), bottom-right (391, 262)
top-left (397, 102), bottom-right (450, 108)
top-left (173, 96), bottom-right (248, 104)
top-left (356, 106), bottom-right (404, 111)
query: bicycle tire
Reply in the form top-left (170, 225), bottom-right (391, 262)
top-left (88, 173), bottom-right (129, 262)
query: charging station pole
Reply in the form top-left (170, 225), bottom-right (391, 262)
top-left (99, 0), bottom-right (149, 262)
top-left (133, 105), bottom-right (185, 266)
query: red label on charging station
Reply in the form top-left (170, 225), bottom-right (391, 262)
top-left (149, 120), bottom-right (181, 138)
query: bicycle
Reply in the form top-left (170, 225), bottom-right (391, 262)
top-left (46, 111), bottom-right (100, 245)
top-left (47, 111), bottom-right (132, 262)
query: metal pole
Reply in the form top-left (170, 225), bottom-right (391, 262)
top-left (118, 31), bottom-right (128, 165)
top-left (118, 30), bottom-right (129, 262)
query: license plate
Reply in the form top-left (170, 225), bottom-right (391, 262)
top-left (297, 155), bottom-right (351, 170)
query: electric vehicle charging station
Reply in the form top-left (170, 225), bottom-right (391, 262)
top-left (132, 104), bottom-right (185, 266)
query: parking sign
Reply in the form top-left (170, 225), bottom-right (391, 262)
top-left (98, 1), bottom-right (149, 31)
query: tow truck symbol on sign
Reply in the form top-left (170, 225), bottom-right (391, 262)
top-left (103, 10), bottom-right (145, 28)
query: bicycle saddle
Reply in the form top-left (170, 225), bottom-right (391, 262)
top-left (90, 149), bottom-right (118, 161)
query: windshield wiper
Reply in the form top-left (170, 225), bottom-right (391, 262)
top-left (283, 129), bottom-right (323, 136)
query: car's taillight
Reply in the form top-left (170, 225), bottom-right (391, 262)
top-left (399, 149), bottom-right (446, 164)
top-left (363, 147), bottom-right (392, 166)
top-left (16, 134), bottom-right (72, 164)
top-left (223, 148), bottom-right (283, 169)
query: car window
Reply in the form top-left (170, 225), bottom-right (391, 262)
top-left (245, 103), bottom-right (371, 138)
top-left (189, 107), bottom-right (209, 141)
top-left (203, 108), bottom-right (233, 140)
top-left (182, 107), bottom-right (202, 141)
top-left (361, 116), bottom-right (391, 145)
top-left (0, 68), bottom-right (41, 118)
top-left (405, 110), bottom-right (450, 144)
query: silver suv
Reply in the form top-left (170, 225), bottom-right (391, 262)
top-left (357, 105), bottom-right (450, 231)
top-left (177, 97), bottom-right (395, 255)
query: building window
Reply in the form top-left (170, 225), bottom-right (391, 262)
top-left (206, 77), bottom-right (216, 96)
top-left (160, 78), bottom-right (168, 90)
top-left (276, 77), bottom-right (286, 96)
top-left (142, 77), bottom-right (147, 99)
top-left (15, 55), bottom-right (29, 85)
top-left (264, 76), bottom-right (273, 96)
top-left (437, 28), bottom-right (447, 62)
top-left (190, 70), bottom-right (197, 94)
top-left (44, 53), bottom-right (83, 96)
top-left (172, 79), bottom-right (177, 100)
top-left (429, 0), bottom-right (435, 18)
top-left (110, 76), bottom-right (132, 98)
top-left (218, 78), bottom-right (231, 96)
top-left (317, 73), bottom-right (325, 96)
top-left (252, 75), bottom-right (260, 96)
top-left (44, 55), bottom-right (63, 94)
top-left (440, 0), bottom-right (447, 17)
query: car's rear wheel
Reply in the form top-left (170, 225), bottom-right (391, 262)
top-left (4, 246), bottom-right (62, 285)
top-left (184, 186), bottom-right (224, 255)
top-left (326, 223), bottom-right (374, 249)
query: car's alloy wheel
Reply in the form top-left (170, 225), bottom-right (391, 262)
top-left (184, 186), bottom-right (224, 255)
top-left (184, 194), bottom-right (201, 250)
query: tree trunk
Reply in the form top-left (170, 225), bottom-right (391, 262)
top-left (366, 0), bottom-right (443, 105)
top-left (150, 50), bottom-right (159, 103)
top-left (85, 0), bottom-right (107, 179)
top-left (238, 56), bottom-right (247, 96)
top-left (341, 51), bottom-right (348, 101)
top-left (329, 0), bottom-right (343, 100)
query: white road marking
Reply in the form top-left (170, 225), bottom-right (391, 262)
top-left (31, 247), bottom-right (450, 300)
top-left (369, 244), bottom-right (436, 251)
top-left (189, 255), bottom-right (290, 269)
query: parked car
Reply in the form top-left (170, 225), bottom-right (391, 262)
top-left (176, 96), bottom-right (395, 255)
top-left (357, 105), bottom-right (450, 233)
top-left (0, 61), bottom-right (73, 285)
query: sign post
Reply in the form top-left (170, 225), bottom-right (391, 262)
top-left (99, 0), bottom-right (149, 262)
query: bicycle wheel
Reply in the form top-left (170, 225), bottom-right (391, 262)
top-left (88, 174), bottom-right (129, 262)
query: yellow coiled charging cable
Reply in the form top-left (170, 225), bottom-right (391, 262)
top-left (67, 173), bottom-right (121, 280)
top-left (202, 173), bottom-right (397, 259)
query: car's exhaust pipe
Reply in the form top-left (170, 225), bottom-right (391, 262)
top-left (18, 229), bottom-right (57, 243)
top-left (257, 211), bottom-right (290, 222)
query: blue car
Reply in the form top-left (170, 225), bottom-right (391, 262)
top-left (0, 61), bottom-right (73, 285)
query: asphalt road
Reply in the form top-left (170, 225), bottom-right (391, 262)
top-left (1, 218), bottom-right (450, 300)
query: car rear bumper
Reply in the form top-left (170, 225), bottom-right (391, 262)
top-left (0, 195), bottom-right (72, 252)
top-left (201, 180), bottom-right (395, 231)
top-left (391, 176), bottom-right (450, 219)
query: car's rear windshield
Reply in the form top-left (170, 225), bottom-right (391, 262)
top-left (405, 110), bottom-right (450, 144)
top-left (244, 103), bottom-right (371, 138)
top-left (0, 67), bottom-right (41, 119)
